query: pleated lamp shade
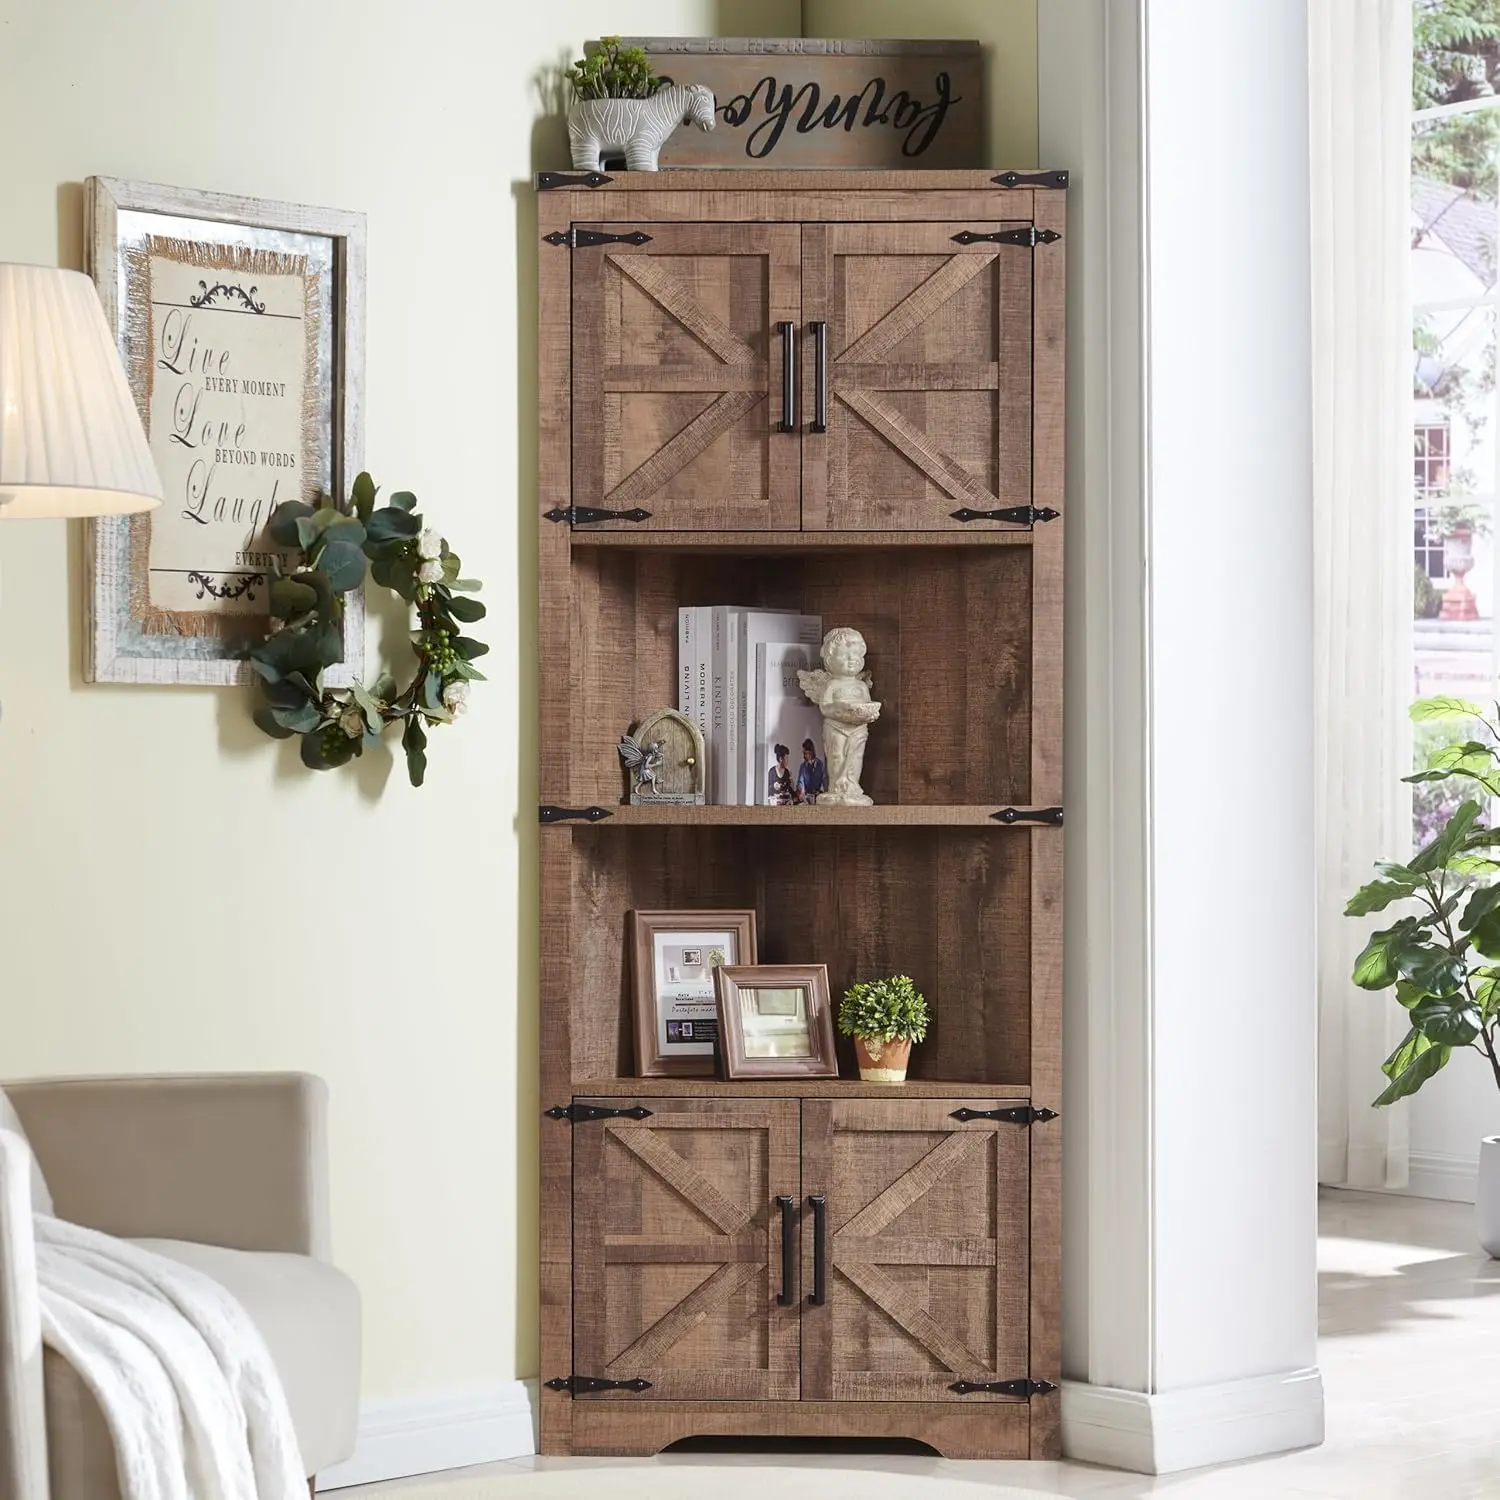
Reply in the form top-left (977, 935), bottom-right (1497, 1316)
top-left (0, 264), bottom-right (162, 518)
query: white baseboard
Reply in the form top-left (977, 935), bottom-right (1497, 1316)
top-left (1061, 1366), bottom-right (1324, 1474)
top-left (1399, 1150), bottom-right (1478, 1204)
top-left (317, 1380), bottom-right (538, 1491)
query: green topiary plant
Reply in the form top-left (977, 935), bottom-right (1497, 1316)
top-left (838, 975), bottom-right (930, 1044)
top-left (565, 37), bottom-right (663, 101)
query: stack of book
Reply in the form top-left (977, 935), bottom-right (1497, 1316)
top-left (678, 607), bottom-right (827, 805)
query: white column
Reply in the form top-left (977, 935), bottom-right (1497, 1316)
top-left (1043, 0), bottom-right (1323, 1473)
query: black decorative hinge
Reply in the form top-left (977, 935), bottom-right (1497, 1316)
top-left (950, 1377), bottom-right (1059, 1397)
top-left (951, 1105), bottom-right (1059, 1126)
top-left (544, 1375), bottom-right (654, 1396)
top-left (992, 170), bottom-right (1070, 189)
top-left (951, 504), bottom-right (1060, 526)
top-left (543, 505), bottom-right (652, 526)
top-left (537, 170), bottom-right (614, 190)
top-left (952, 227), bottom-right (1061, 248)
top-left (990, 807), bottom-right (1064, 827)
top-left (543, 228), bottom-right (652, 249)
top-left (538, 805), bottom-right (613, 824)
top-left (545, 1103), bottom-right (653, 1123)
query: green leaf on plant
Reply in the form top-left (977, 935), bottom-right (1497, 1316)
top-left (1373, 1030), bottom-right (1451, 1106)
top-left (371, 672), bottom-right (398, 703)
top-left (351, 681), bottom-right (385, 727)
top-left (446, 595), bottom-right (486, 623)
top-left (351, 471), bottom-right (377, 523)
top-left (1411, 799), bottom-right (1482, 873)
top-left (388, 491), bottom-right (418, 512)
top-left (319, 540), bottom-right (367, 594)
top-left (454, 636), bottom-right (489, 661)
top-left (366, 507), bottom-right (421, 542)
top-left (1409, 992), bottom-right (1481, 1047)
top-left (323, 517), bottom-right (367, 550)
top-left (268, 501), bottom-right (315, 548)
top-left (1345, 877), bottom-right (1420, 917)
top-left (447, 578), bottom-right (482, 593)
top-left (1410, 696), bottom-right (1486, 722)
top-left (269, 577), bottom-right (319, 620)
top-left (402, 715), bottom-right (428, 788)
top-left (271, 701), bottom-right (323, 734)
top-left (1462, 884), bottom-right (1500, 931)
top-left (1352, 917), bottom-right (1425, 990)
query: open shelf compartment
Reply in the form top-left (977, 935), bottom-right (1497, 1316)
top-left (567, 543), bottom-right (1040, 810)
top-left (567, 823), bottom-right (1035, 1088)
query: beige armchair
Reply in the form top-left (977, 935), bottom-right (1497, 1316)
top-left (0, 1074), bottom-right (361, 1499)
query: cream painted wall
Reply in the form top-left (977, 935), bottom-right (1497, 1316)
top-left (0, 0), bottom-right (801, 1405)
top-left (802, 0), bottom-right (1039, 166)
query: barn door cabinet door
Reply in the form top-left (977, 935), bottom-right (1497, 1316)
top-left (571, 1098), bottom-right (801, 1400)
top-left (570, 224), bottom-right (802, 531)
top-left (801, 223), bottom-right (1035, 531)
top-left (800, 1098), bottom-right (1031, 1401)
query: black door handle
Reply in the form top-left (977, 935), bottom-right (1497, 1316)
top-left (776, 1195), bottom-right (795, 1306)
top-left (778, 321), bottom-right (797, 432)
top-left (807, 1193), bottom-right (827, 1305)
top-left (809, 320), bottom-right (828, 434)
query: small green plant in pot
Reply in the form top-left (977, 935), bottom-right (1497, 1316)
top-left (839, 975), bottom-right (929, 1083)
top-left (1346, 695), bottom-right (1500, 1253)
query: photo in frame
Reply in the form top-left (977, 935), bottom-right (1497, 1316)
top-left (713, 963), bottom-right (839, 1080)
top-left (83, 177), bottom-right (366, 685)
top-left (629, 909), bottom-right (757, 1077)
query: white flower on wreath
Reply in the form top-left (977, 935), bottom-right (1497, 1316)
top-left (339, 707), bottom-right (365, 740)
top-left (418, 559), bottom-right (443, 584)
top-left (418, 528), bottom-right (443, 560)
top-left (443, 681), bottom-right (470, 717)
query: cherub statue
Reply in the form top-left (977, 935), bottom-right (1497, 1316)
top-left (618, 734), bottom-right (666, 798)
top-left (798, 627), bottom-right (882, 806)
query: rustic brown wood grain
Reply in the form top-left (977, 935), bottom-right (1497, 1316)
top-left (570, 223), bottom-right (800, 531)
top-left (800, 1099), bottom-right (1030, 1403)
top-left (601, 39), bottom-right (984, 172)
top-left (801, 222), bottom-right (1033, 531)
top-left (571, 1099), bottom-right (800, 1401)
top-left (538, 171), bottom-right (1065, 1459)
top-left (568, 547), bottom-right (1033, 806)
top-left (569, 1399), bottom-right (1031, 1458)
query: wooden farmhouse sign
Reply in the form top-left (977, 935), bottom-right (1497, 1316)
top-left (589, 38), bottom-right (984, 169)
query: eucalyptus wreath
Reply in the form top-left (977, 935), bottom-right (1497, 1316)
top-left (249, 472), bottom-right (486, 787)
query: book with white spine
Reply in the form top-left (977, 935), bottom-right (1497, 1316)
top-left (737, 610), bottom-right (821, 804)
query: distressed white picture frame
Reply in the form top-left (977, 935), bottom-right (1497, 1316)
top-left (84, 176), bottom-right (367, 686)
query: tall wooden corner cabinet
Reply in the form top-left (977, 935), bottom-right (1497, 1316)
top-left (536, 169), bottom-right (1065, 1461)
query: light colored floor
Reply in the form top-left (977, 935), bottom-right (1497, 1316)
top-left (351, 1188), bottom-right (1500, 1498)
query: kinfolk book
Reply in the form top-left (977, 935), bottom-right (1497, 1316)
top-left (754, 641), bottom-right (827, 806)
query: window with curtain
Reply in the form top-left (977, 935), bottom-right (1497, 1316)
top-left (1413, 4), bottom-right (1500, 840)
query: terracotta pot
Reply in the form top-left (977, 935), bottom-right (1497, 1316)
top-left (854, 1035), bottom-right (912, 1083)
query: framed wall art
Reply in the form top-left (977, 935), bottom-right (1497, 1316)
top-left (713, 963), bottom-right (839, 1081)
top-left (629, 909), bottom-right (757, 1077)
top-left (83, 177), bottom-right (366, 685)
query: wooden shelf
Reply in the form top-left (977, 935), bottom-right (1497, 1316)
top-left (573, 1078), bottom-right (1032, 1100)
top-left (559, 804), bottom-right (1059, 828)
top-left (569, 529), bottom-right (1038, 550)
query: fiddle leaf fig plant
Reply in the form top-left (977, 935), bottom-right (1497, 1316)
top-left (1347, 696), bottom-right (1500, 1105)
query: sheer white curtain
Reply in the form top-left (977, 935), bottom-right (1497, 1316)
top-left (1311, 0), bottom-right (1414, 1189)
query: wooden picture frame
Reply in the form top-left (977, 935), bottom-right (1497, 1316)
top-left (714, 964), bottom-right (839, 1080)
top-left (83, 176), bottom-right (366, 686)
top-left (629, 909), bottom-right (757, 1077)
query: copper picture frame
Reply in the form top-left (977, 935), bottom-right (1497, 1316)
top-left (713, 964), bottom-right (839, 1080)
top-left (629, 909), bottom-right (758, 1077)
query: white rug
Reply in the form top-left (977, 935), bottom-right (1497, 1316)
top-left (360, 1465), bottom-right (1070, 1500)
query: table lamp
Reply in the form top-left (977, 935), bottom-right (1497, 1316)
top-left (0, 263), bottom-right (162, 519)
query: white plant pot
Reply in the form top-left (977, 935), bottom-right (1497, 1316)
top-left (1478, 1137), bottom-right (1500, 1258)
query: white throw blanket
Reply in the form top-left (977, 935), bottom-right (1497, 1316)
top-left (34, 1215), bottom-right (306, 1500)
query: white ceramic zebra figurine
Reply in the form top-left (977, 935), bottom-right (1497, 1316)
top-left (568, 83), bottom-right (716, 173)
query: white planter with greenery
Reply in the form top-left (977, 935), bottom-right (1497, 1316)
top-left (838, 975), bottom-right (929, 1084)
top-left (1347, 695), bottom-right (1500, 1254)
